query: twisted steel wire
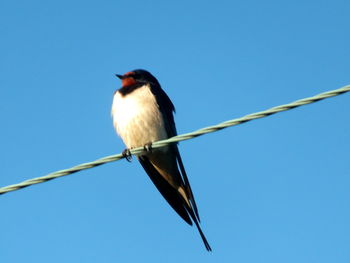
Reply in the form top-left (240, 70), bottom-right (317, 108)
top-left (1, 84), bottom-right (349, 195)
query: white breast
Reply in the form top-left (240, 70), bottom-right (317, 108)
top-left (111, 84), bottom-right (168, 149)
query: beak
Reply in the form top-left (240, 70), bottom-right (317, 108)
top-left (115, 74), bottom-right (124, 79)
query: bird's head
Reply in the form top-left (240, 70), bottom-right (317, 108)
top-left (116, 69), bottom-right (160, 87)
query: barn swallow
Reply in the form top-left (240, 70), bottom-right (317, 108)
top-left (111, 69), bottom-right (211, 251)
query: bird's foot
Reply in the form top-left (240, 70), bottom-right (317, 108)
top-left (122, 148), bottom-right (133, 162)
top-left (143, 142), bottom-right (153, 153)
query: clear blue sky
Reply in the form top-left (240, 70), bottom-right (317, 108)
top-left (1, 0), bottom-right (349, 262)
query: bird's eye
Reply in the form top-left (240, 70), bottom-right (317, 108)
top-left (131, 74), bottom-right (140, 80)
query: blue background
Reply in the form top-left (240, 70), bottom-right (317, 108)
top-left (1, 0), bottom-right (349, 262)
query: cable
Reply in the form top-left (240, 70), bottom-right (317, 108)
top-left (0, 84), bottom-right (349, 195)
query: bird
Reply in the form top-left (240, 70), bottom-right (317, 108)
top-left (111, 69), bottom-right (211, 251)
